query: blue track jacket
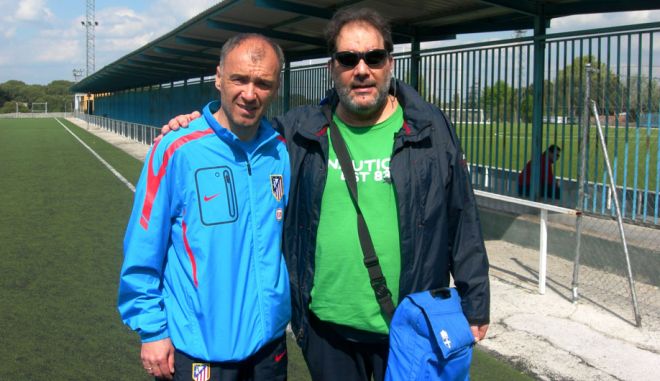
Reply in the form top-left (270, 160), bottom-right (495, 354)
top-left (118, 101), bottom-right (291, 362)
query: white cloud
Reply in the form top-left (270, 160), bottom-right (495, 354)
top-left (14, 0), bottom-right (54, 22)
top-left (549, 10), bottom-right (660, 32)
top-left (35, 38), bottom-right (81, 62)
top-left (2, 26), bottom-right (16, 39)
top-left (151, 0), bottom-right (219, 21)
top-left (91, 1), bottom-right (219, 68)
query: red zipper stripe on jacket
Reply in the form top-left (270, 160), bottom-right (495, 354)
top-left (181, 220), bottom-right (199, 287)
top-left (140, 129), bottom-right (214, 229)
top-left (403, 121), bottom-right (411, 135)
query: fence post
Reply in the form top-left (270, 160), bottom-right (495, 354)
top-left (572, 63), bottom-right (591, 302)
top-left (530, 13), bottom-right (547, 201)
top-left (284, 60), bottom-right (291, 113)
top-left (410, 37), bottom-right (420, 91)
top-left (539, 209), bottom-right (548, 294)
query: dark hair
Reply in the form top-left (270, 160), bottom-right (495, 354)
top-left (324, 7), bottom-right (394, 54)
top-left (547, 144), bottom-right (561, 153)
top-left (219, 33), bottom-right (285, 72)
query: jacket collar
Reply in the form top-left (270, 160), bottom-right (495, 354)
top-left (203, 100), bottom-right (279, 148)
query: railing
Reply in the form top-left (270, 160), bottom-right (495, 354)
top-left (91, 22), bottom-right (660, 226)
top-left (414, 23), bottom-right (660, 226)
top-left (75, 112), bottom-right (161, 145)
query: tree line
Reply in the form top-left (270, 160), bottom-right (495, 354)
top-left (463, 56), bottom-right (660, 123)
top-left (0, 80), bottom-right (75, 113)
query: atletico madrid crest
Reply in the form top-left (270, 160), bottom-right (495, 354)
top-left (270, 175), bottom-right (284, 202)
top-left (192, 363), bottom-right (210, 381)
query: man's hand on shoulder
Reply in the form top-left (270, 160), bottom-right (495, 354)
top-left (141, 337), bottom-right (175, 379)
top-left (470, 324), bottom-right (489, 342)
top-left (154, 111), bottom-right (202, 142)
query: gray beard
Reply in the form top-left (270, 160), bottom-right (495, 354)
top-left (333, 71), bottom-right (392, 117)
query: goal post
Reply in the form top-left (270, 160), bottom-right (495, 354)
top-left (31, 102), bottom-right (48, 114)
top-left (445, 108), bottom-right (487, 125)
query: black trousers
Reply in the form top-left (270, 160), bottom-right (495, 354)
top-left (302, 313), bottom-right (389, 381)
top-left (167, 335), bottom-right (287, 381)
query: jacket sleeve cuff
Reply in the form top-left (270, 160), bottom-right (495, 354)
top-left (466, 317), bottom-right (490, 326)
top-left (140, 329), bottom-right (169, 343)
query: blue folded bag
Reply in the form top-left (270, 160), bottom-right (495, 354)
top-left (385, 288), bottom-right (475, 381)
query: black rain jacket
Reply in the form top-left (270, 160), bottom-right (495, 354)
top-left (273, 79), bottom-right (490, 346)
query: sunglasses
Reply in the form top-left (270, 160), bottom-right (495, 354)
top-left (332, 49), bottom-right (390, 68)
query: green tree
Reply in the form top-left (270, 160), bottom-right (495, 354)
top-left (628, 75), bottom-right (660, 114)
top-left (481, 80), bottom-right (517, 122)
top-left (0, 79), bottom-right (74, 113)
top-left (0, 86), bottom-right (9, 106)
top-left (554, 56), bottom-right (624, 118)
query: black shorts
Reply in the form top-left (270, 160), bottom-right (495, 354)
top-left (169, 335), bottom-right (287, 381)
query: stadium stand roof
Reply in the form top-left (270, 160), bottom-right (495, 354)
top-left (71, 0), bottom-right (659, 93)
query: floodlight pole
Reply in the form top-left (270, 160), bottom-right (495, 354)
top-left (73, 68), bottom-right (84, 82)
top-left (82, 0), bottom-right (98, 77)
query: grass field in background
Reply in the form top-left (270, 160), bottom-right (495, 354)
top-left (0, 118), bottom-right (532, 380)
top-left (455, 121), bottom-right (659, 190)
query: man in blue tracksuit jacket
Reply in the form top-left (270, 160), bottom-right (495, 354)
top-left (118, 34), bottom-right (290, 381)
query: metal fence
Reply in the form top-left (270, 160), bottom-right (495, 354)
top-left (83, 22), bottom-right (660, 326)
top-left (91, 22), bottom-right (660, 227)
top-left (75, 112), bottom-right (161, 145)
top-left (412, 23), bottom-right (660, 227)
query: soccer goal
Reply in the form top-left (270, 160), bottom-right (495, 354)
top-left (446, 108), bottom-right (488, 125)
top-left (31, 102), bottom-right (48, 114)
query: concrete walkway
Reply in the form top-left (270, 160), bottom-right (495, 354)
top-left (485, 240), bottom-right (659, 381)
top-left (68, 117), bottom-right (660, 381)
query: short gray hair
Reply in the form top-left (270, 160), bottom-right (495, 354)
top-left (218, 33), bottom-right (285, 72)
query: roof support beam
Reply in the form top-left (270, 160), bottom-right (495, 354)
top-left (544, 0), bottom-right (660, 17)
top-left (254, 0), bottom-right (334, 19)
top-left (127, 59), bottom-right (207, 74)
top-left (154, 47), bottom-right (219, 62)
top-left (207, 19), bottom-right (326, 47)
top-left (475, 0), bottom-right (536, 16)
top-left (136, 54), bottom-right (215, 71)
top-left (102, 69), bottom-right (168, 80)
top-left (175, 36), bottom-right (223, 48)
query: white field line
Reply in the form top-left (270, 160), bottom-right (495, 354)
top-left (55, 118), bottom-right (136, 193)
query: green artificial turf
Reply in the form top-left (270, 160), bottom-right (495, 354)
top-left (0, 118), bottom-right (532, 380)
top-left (455, 121), bottom-right (659, 190)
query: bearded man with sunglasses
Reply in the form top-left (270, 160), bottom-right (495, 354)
top-left (276, 8), bottom-right (490, 380)
top-left (162, 7), bottom-right (490, 381)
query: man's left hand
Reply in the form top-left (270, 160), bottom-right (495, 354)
top-left (155, 111), bottom-right (201, 142)
top-left (470, 324), bottom-right (489, 342)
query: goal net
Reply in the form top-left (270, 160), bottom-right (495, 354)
top-left (445, 108), bottom-right (487, 125)
top-left (31, 102), bottom-right (48, 114)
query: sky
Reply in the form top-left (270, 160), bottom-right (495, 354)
top-left (0, 0), bottom-right (658, 85)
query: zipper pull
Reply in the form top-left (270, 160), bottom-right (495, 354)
top-left (247, 161), bottom-right (252, 175)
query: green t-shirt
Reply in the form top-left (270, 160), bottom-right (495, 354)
top-left (310, 106), bottom-right (403, 334)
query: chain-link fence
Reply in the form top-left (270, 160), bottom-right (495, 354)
top-left (477, 194), bottom-right (659, 330)
top-left (572, 213), bottom-right (659, 329)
